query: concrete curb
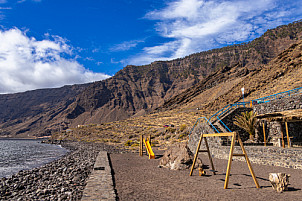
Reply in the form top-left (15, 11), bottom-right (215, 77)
top-left (81, 151), bottom-right (116, 200)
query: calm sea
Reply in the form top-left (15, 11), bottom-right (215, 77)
top-left (0, 139), bottom-right (68, 178)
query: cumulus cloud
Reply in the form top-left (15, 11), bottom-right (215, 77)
top-left (0, 28), bottom-right (110, 94)
top-left (128, 0), bottom-right (302, 65)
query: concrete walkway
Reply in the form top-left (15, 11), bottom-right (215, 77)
top-left (81, 151), bottom-right (116, 200)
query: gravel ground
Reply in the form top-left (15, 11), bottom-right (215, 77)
top-left (0, 141), bottom-right (128, 200)
top-left (110, 150), bottom-right (302, 200)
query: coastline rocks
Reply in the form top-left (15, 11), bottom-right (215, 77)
top-left (0, 141), bottom-right (128, 200)
top-left (159, 143), bottom-right (203, 170)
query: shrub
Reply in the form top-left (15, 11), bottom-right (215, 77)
top-left (111, 139), bottom-right (120, 143)
top-left (233, 111), bottom-right (257, 141)
top-left (178, 132), bottom-right (188, 139)
top-left (179, 124), bottom-right (187, 132)
top-left (131, 142), bottom-right (139, 147)
top-left (165, 127), bottom-right (176, 133)
top-left (124, 140), bottom-right (133, 146)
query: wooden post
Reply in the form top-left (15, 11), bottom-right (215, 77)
top-left (224, 132), bottom-right (236, 189)
top-left (204, 138), bottom-right (216, 175)
top-left (237, 135), bottom-right (260, 189)
top-left (190, 134), bottom-right (204, 176)
top-left (280, 122), bottom-right (285, 148)
top-left (149, 134), bottom-right (152, 145)
top-left (139, 135), bottom-right (143, 156)
top-left (285, 121), bottom-right (290, 148)
top-left (262, 122), bottom-right (267, 147)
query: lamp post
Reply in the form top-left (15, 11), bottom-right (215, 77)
top-left (241, 87), bottom-right (245, 107)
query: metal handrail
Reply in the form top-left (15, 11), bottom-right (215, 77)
top-left (188, 117), bottom-right (219, 138)
top-left (209, 87), bottom-right (302, 131)
top-left (217, 116), bottom-right (232, 132)
top-left (189, 87), bottom-right (302, 138)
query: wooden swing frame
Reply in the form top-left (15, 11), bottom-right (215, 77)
top-left (189, 132), bottom-right (260, 189)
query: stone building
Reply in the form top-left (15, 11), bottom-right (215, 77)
top-left (253, 93), bottom-right (302, 147)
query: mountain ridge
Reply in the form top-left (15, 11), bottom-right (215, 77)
top-left (1, 20), bottom-right (302, 138)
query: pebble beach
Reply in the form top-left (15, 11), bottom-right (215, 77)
top-left (0, 141), bottom-right (127, 200)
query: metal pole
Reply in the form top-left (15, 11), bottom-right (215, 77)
top-left (241, 87), bottom-right (245, 107)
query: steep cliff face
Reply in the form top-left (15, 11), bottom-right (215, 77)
top-left (0, 20), bottom-right (302, 137)
top-left (66, 21), bottom-right (302, 124)
top-left (0, 84), bottom-right (88, 137)
top-left (162, 40), bottom-right (302, 115)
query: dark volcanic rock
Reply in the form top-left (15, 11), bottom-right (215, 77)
top-left (0, 141), bottom-right (128, 200)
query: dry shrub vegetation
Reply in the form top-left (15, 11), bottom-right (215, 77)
top-left (52, 109), bottom-right (197, 150)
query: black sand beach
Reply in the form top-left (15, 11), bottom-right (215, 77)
top-left (110, 151), bottom-right (302, 200)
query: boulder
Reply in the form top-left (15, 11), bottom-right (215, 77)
top-left (159, 143), bottom-right (202, 170)
top-left (269, 173), bottom-right (290, 192)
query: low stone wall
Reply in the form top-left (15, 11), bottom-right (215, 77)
top-left (188, 124), bottom-right (302, 170)
top-left (199, 142), bottom-right (302, 170)
top-left (82, 151), bottom-right (116, 201)
top-left (253, 93), bottom-right (302, 115)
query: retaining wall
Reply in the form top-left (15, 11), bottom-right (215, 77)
top-left (188, 123), bottom-right (302, 170)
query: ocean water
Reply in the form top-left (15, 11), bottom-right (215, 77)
top-left (0, 139), bottom-right (68, 178)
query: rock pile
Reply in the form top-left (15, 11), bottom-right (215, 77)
top-left (0, 141), bottom-right (127, 200)
top-left (159, 143), bottom-right (202, 170)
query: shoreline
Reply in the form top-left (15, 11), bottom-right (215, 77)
top-left (0, 136), bottom-right (51, 140)
top-left (0, 140), bottom-right (128, 200)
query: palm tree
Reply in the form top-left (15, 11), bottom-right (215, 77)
top-left (233, 111), bottom-right (257, 141)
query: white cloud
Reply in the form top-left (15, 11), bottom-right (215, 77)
top-left (128, 0), bottom-right (302, 65)
top-left (110, 58), bottom-right (120, 64)
top-left (110, 39), bottom-right (144, 52)
top-left (17, 0), bottom-right (41, 3)
top-left (0, 28), bottom-right (110, 94)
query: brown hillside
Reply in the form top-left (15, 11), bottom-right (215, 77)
top-left (65, 21), bottom-right (302, 125)
top-left (54, 38), bottom-right (302, 148)
top-left (0, 20), bottom-right (302, 138)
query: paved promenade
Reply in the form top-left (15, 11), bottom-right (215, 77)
top-left (81, 151), bottom-right (116, 200)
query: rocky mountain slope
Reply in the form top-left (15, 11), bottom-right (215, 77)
top-left (64, 21), bottom-right (302, 125)
top-left (0, 20), bottom-right (302, 138)
top-left (59, 36), bottom-right (302, 147)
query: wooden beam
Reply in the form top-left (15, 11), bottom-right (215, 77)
top-left (285, 121), bottom-right (290, 148)
top-left (280, 122), bottom-right (285, 148)
top-left (224, 132), bottom-right (236, 189)
top-left (190, 133), bottom-right (204, 176)
top-left (204, 137), bottom-right (216, 175)
top-left (203, 132), bottom-right (235, 137)
top-left (237, 136), bottom-right (260, 189)
top-left (262, 122), bottom-right (267, 147)
top-left (139, 135), bottom-right (143, 156)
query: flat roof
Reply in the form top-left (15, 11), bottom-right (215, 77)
top-left (256, 109), bottom-right (302, 122)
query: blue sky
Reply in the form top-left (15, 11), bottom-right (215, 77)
top-left (0, 0), bottom-right (302, 93)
